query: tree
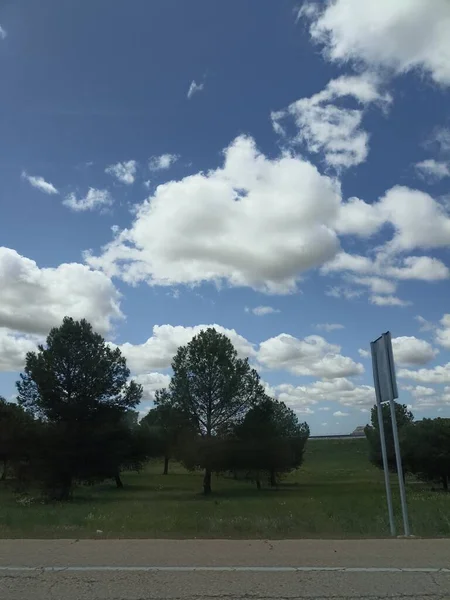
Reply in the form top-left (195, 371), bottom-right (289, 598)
top-left (16, 317), bottom-right (142, 499)
top-left (166, 327), bottom-right (266, 494)
top-left (234, 398), bottom-right (310, 488)
top-left (364, 402), bottom-right (414, 474)
top-left (402, 418), bottom-right (450, 491)
top-left (141, 390), bottom-right (191, 475)
top-left (0, 398), bottom-right (35, 481)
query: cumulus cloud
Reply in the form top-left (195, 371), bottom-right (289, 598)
top-left (370, 295), bottom-right (411, 307)
top-left (435, 314), bottom-right (450, 349)
top-left (272, 74), bottom-right (390, 170)
top-left (0, 25), bottom-right (7, 40)
top-left (398, 363), bottom-right (450, 384)
top-left (86, 135), bottom-right (341, 294)
top-left (358, 348), bottom-right (370, 358)
top-left (276, 378), bottom-right (374, 411)
top-left (333, 410), bottom-right (349, 418)
top-left (113, 324), bottom-right (256, 375)
top-left (148, 154), bottom-right (178, 171)
top-left (0, 329), bottom-right (40, 372)
top-left (316, 323), bottom-right (344, 332)
top-left (257, 334), bottom-right (363, 379)
top-left (246, 306), bottom-right (280, 316)
top-left (63, 188), bottom-right (113, 212)
top-left (105, 160), bottom-right (137, 184)
top-left (187, 80), bottom-right (204, 99)
top-left (0, 247), bottom-right (123, 336)
top-left (133, 372), bottom-right (171, 401)
top-left (302, 0), bottom-right (450, 86)
top-left (392, 336), bottom-right (438, 366)
top-left (415, 159), bottom-right (450, 182)
top-left (22, 172), bottom-right (59, 195)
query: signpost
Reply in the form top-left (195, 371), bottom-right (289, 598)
top-left (370, 332), bottom-right (410, 537)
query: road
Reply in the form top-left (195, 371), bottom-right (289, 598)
top-left (1, 538), bottom-right (449, 599)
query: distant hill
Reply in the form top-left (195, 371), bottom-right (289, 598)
top-left (351, 426), bottom-right (366, 437)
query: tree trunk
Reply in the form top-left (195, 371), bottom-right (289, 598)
top-left (57, 474), bottom-right (73, 501)
top-left (163, 456), bottom-right (169, 475)
top-left (442, 474), bottom-right (449, 491)
top-left (0, 459), bottom-right (7, 481)
top-left (115, 472), bottom-right (124, 489)
top-left (203, 467), bottom-right (212, 495)
top-left (269, 469), bottom-right (277, 487)
top-left (256, 478), bottom-right (261, 490)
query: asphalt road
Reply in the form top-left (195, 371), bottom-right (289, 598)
top-left (1, 539), bottom-right (449, 599)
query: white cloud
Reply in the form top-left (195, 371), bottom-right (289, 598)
top-left (0, 25), bottom-right (6, 40)
top-left (402, 384), bottom-right (450, 410)
top-left (333, 186), bottom-right (450, 257)
top-left (148, 154), bottom-right (178, 171)
top-left (352, 277), bottom-right (397, 295)
top-left (398, 363), bottom-right (450, 384)
top-left (187, 80), bottom-right (204, 99)
top-left (415, 159), bottom-right (450, 182)
top-left (358, 348), bottom-right (370, 358)
top-left (105, 160), bottom-right (137, 185)
top-left (316, 323), bottom-right (344, 332)
top-left (282, 377), bottom-right (375, 410)
top-left (113, 324), bottom-right (256, 375)
top-left (257, 334), bottom-right (364, 379)
top-left (22, 172), bottom-right (59, 195)
top-left (333, 410), bottom-right (349, 418)
top-left (246, 306), bottom-right (280, 316)
top-left (386, 256), bottom-right (450, 281)
top-left (133, 372), bottom-right (171, 401)
top-left (325, 252), bottom-right (449, 284)
top-left (379, 186), bottom-right (450, 252)
top-left (303, 0), bottom-right (450, 86)
top-left (0, 329), bottom-right (40, 372)
top-left (272, 74), bottom-right (390, 170)
top-left (63, 188), bottom-right (113, 212)
top-left (415, 315), bottom-right (435, 332)
top-left (432, 127), bottom-right (450, 154)
top-left (435, 314), bottom-right (450, 349)
top-left (335, 197), bottom-right (384, 237)
top-left (392, 336), bottom-right (438, 366)
top-left (0, 247), bottom-right (123, 336)
top-left (86, 135), bottom-right (341, 294)
top-left (318, 406), bottom-right (331, 411)
top-left (370, 295), bottom-right (411, 307)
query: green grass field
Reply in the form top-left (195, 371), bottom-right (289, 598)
top-left (1, 438), bottom-right (449, 538)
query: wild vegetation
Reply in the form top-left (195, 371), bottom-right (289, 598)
top-left (1, 316), bottom-right (449, 538)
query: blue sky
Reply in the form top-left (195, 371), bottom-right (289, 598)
top-left (1, 0), bottom-right (450, 434)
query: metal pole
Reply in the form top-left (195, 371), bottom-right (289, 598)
top-left (371, 342), bottom-right (396, 537)
top-left (388, 398), bottom-right (410, 537)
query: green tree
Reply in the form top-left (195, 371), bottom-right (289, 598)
top-left (364, 402), bottom-right (414, 474)
top-left (16, 317), bottom-right (142, 499)
top-left (141, 390), bottom-right (191, 475)
top-left (402, 418), bottom-right (450, 491)
top-left (166, 327), bottom-right (266, 494)
top-left (234, 398), bottom-right (310, 488)
top-left (0, 398), bottom-right (35, 481)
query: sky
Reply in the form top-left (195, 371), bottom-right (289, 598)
top-left (1, 0), bottom-right (450, 435)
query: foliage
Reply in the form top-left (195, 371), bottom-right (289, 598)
top-left (0, 397), bottom-right (35, 482)
top-left (364, 402), bottom-right (414, 473)
top-left (231, 398), bottom-right (310, 487)
top-left (2, 439), bottom-right (450, 539)
top-left (166, 327), bottom-right (266, 494)
top-left (402, 418), bottom-right (450, 490)
top-left (141, 390), bottom-right (193, 475)
top-left (15, 317), bottom-right (143, 499)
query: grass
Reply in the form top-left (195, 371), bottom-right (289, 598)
top-left (1, 438), bottom-right (449, 538)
